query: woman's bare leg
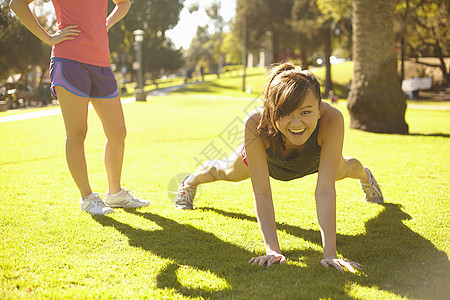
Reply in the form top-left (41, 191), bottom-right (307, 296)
top-left (55, 86), bottom-right (92, 198)
top-left (185, 144), bottom-right (250, 188)
top-left (91, 96), bottom-right (126, 195)
top-left (336, 156), bottom-right (370, 183)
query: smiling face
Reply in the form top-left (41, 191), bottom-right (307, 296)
top-left (275, 91), bottom-right (320, 148)
top-left (257, 64), bottom-right (322, 153)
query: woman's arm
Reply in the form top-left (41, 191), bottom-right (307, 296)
top-left (106, 0), bottom-right (131, 31)
top-left (9, 0), bottom-right (79, 45)
top-left (245, 113), bottom-right (286, 267)
top-left (315, 102), bottom-right (361, 272)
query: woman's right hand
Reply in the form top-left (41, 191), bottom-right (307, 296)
top-left (249, 251), bottom-right (286, 267)
top-left (49, 25), bottom-right (80, 45)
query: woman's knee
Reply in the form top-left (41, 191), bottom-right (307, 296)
top-left (201, 160), bottom-right (235, 180)
top-left (106, 125), bottom-right (127, 143)
top-left (336, 157), bottom-right (362, 180)
top-left (66, 126), bottom-right (88, 144)
top-left (336, 157), bottom-right (353, 180)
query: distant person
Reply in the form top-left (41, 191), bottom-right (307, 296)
top-left (10, 0), bottom-right (148, 215)
top-left (200, 66), bottom-right (205, 82)
top-left (174, 63), bottom-right (384, 272)
top-left (186, 68), bottom-right (194, 83)
top-left (328, 90), bottom-right (338, 103)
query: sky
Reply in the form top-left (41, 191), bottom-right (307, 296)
top-left (165, 0), bottom-right (237, 49)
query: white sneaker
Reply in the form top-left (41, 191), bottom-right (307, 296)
top-left (80, 193), bottom-right (115, 215)
top-left (174, 175), bottom-right (196, 210)
top-left (105, 188), bottom-right (149, 208)
top-left (360, 167), bottom-right (384, 204)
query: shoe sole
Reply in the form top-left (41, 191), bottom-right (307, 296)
top-left (106, 202), bottom-right (149, 208)
top-left (81, 209), bottom-right (115, 215)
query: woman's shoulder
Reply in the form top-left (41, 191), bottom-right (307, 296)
top-left (318, 100), bottom-right (344, 144)
top-left (319, 100), bottom-right (344, 125)
top-left (243, 107), bottom-right (270, 148)
top-left (244, 107), bottom-right (262, 131)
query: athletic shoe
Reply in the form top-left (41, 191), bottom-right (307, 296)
top-left (80, 192), bottom-right (115, 215)
top-left (174, 175), bottom-right (196, 210)
top-left (360, 167), bottom-right (384, 204)
top-left (105, 188), bottom-right (149, 208)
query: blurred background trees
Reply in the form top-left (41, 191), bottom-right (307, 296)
top-left (2, 0), bottom-right (448, 132)
top-left (3, 0), bottom-right (447, 87)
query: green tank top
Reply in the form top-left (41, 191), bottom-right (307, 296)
top-left (266, 121), bottom-right (321, 181)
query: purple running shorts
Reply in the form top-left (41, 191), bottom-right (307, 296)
top-left (50, 57), bottom-right (119, 99)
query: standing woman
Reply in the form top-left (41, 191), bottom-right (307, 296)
top-left (10, 0), bottom-right (148, 214)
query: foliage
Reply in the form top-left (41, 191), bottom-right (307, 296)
top-left (220, 33), bottom-right (242, 65)
top-left (205, 1), bottom-right (226, 73)
top-left (108, 0), bottom-right (185, 76)
top-left (291, 0), bottom-right (334, 93)
top-left (184, 1), bottom-right (232, 75)
top-left (234, 0), bottom-right (295, 62)
top-left (0, 1), bottom-right (49, 82)
top-left (316, 0), bottom-right (352, 22)
top-left (395, 0), bottom-right (449, 86)
top-left (185, 25), bottom-right (216, 72)
top-left (0, 80), bottom-right (448, 298)
top-left (319, 0), bottom-right (449, 86)
top-left (316, 0), bottom-right (353, 59)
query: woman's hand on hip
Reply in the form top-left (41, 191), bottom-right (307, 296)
top-left (50, 25), bottom-right (80, 45)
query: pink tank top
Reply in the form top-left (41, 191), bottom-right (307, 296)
top-left (51, 0), bottom-right (110, 67)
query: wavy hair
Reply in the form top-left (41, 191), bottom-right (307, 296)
top-left (257, 62), bottom-right (321, 153)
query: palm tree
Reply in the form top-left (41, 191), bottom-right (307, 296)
top-left (347, 0), bottom-right (408, 134)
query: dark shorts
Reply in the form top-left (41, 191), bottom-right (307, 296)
top-left (49, 57), bottom-right (119, 99)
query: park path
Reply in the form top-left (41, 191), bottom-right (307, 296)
top-left (0, 84), bottom-right (189, 123)
top-left (407, 104), bottom-right (449, 110)
top-left (1, 88), bottom-right (448, 123)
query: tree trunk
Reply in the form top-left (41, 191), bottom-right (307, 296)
top-left (271, 30), bottom-right (279, 64)
top-left (324, 23), bottom-right (332, 97)
top-left (348, 0), bottom-right (408, 134)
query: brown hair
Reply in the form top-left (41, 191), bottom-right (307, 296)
top-left (257, 62), bottom-right (321, 153)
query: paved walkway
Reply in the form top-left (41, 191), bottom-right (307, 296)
top-left (407, 104), bottom-right (450, 110)
top-left (0, 84), bottom-right (189, 123)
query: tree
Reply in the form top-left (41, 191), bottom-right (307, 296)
top-left (316, 0), bottom-right (353, 59)
top-left (185, 25), bottom-right (215, 71)
top-left (234, 0), bottom-right (294, 64)
top-left (0, 1), bottom-right (49, 82)
top-left (397, 0), bottom-right (449, 87)
top-left (291, 0), bottom-right (334, 95)
top-left (108, 0), bottom-right (185, 76)
top-left (347, 0), bottom-right (408, 134)
top-left (221, 32), bottom-right (242, 65)
top-left (205, 0), bottom-right (225, 75)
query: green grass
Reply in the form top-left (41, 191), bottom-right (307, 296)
top-left (0, 75), bottom-right (449, 299)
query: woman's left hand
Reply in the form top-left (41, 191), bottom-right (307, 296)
top-left (320, 257), bottom-right (362, 273)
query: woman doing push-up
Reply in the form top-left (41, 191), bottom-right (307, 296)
top-left (175, 62), bottom-right (384, 272)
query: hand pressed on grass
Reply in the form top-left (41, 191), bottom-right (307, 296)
top-left (320, 257), bottom-right (363, 273)
top-left (249, 251), bottom-right (286, 267)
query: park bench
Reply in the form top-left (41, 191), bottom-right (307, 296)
top-left (401, 77), bottom-right (432, 100)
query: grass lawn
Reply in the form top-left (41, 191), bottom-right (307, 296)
top-left (0, 72), bottom-right (449, 299)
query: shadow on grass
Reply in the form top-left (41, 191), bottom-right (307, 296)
top-left (92, 203), bottom-right (449, 299)
top-left (407, 133), bottom-right (450, 138)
